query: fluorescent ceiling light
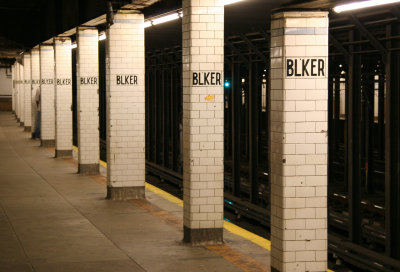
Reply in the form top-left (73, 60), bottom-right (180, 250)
top-left (145, 0), bottom-right (244, 29)
top-left (334, 0), bottom-right (400, 13)
top-left (152, 13), bottom-right (180, 25)
top-left (98, 33), bottom-right (106, 41)
top-left (144, 21), bottom-right (152, 28)
top-left (71, 43), bottom-right (77, 49)
top-left (224, 0), bottom-right (243, 5)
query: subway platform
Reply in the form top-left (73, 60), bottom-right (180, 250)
top-left (0, 111), bottom-right (270, 272)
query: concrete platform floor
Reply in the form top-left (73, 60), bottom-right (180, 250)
top-left (0, 111), bottom-right (270, 272)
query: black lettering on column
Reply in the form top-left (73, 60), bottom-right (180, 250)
top-left (295, 59), bottom-right (301, 76)
top-left (311, 59), bottom-right (317, 76)
top-left (287, 59), bottom-right (294, 77)
top-left (193, 72), bottom-right (198, 85)
top-left (211, 72), bottom-right (215, 85)
top-left (117, 75), bottom-right (121, 85)
top-left (204, 72), bottom-right (210, 85)
top-left (134, 75), bottom-right (138, 85)
top-left (302, 59), bottom-right (310, 76)
top-left (318, 59), bottom-right (325, 76)
top-left (216, 73), bottom-right (221, 85)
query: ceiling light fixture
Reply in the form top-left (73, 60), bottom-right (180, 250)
top-left (145, 0), bottom-right (244, 28)
top-left (333, 0), bottom-right (400, 13)
top-left (152, 13), bottom-right (180, 25)
top-left (224, 0), bottom-right (243, 5)
top-left (144, 21), bottom-right (152, 28)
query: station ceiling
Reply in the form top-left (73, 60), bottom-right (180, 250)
top-left (0, 0), bottom-right (362, 60)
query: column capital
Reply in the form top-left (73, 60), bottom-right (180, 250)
top-left (76, 26), bottom-right (98, 31)
top-left (271, 10), bottom-right (329, 18)
top-left (114, 9), bottom-right (143, 14)
top-left (54, 36), bottom-right (71, 42)
top-left (39, 43), bottom-right (54, 48)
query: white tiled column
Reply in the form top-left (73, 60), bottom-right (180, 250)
top-left (15, 62), bottom-right (20, 120)
top-left (182, 0), bottom-right (225, 245)
top-left (23, 53), bottom-right (32, 131)
top-left (54, 37), bottom-right (73, 157)
top-left (270, 11), bottom-right (329, 272)
top-left (105, 12), bottom-right (145, 199)
top-left (19, 61), bottom-right (24, 126)
top-left (40, 44), bottom-right (56, 146)
top-left (12, 63), bottom-right (15, 114)
top-left (76, 27), bottom-right (99, 174)
top-left (15, 63), bottom-right (19, 120)
top-left (31, 47), bottom-right (40, 138)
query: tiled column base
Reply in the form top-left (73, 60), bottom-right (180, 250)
top-left (78, 163), bottom-right (99, 175)
top-left (55, 150), bottom-right (72, 158)
top-left (106, 186), bottom-right (145, 200)
top-left (40, 140), bottom-right (55, 147)
top-left (183, 227), bottom-right (223, 246)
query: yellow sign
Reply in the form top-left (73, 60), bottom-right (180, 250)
top-left (204, 95), bottom-right (215, 102)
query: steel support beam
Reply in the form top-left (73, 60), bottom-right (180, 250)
top-left (329, 33), bottom-right (350, 60)
top-left (226, 39), bottom-right (249, 68)
top-left (347, 30), bottom-right (362, 244)
top-left (350, 15), bottom-right (387, 55)
top-left (240, 34), bottom-right (267, 62)
top-left (248, 57), bottom-right (259, 204)
top-left (231, 61), bottom-right (241, 197)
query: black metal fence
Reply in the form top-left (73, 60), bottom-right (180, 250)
top-left (223, 32), bottom-right (270, 224)
top-left (145, 47), bottom-right (183, 186)
top-left (327, 10), bottom-right (400, 270)
top-left (72, 47), bottom-right (77, 147)
top-left (99, 39), bottom-right (107, 162)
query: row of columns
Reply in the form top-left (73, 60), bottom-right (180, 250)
top-left (10, 5), bottom-right (328, 271)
